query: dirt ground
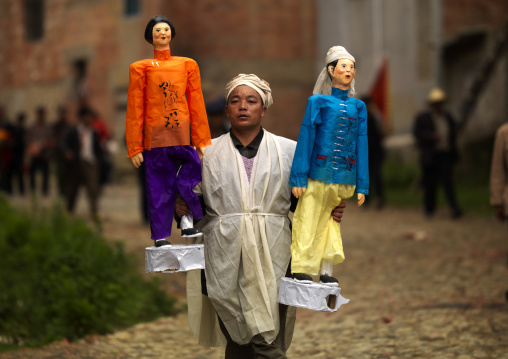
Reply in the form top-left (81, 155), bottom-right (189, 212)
top-left (2, 181), bottom-right (508, 359)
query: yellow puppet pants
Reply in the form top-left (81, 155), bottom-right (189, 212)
top-left (291, 179), bottom-right (356, 275)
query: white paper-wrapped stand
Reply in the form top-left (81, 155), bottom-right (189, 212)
top-left (278, 277), bottom-right (349, 312)
top-left (145, 244), bottom-right (205, 273)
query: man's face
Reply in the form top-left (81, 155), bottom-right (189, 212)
top-left (152, 22), bottom-right (171, 49)
top-left (226, 85), bottom-right (266, 131)
top-left (330, 58), bottom-right (356, 89)
top-left (430, 101), bottom-right (444, 114)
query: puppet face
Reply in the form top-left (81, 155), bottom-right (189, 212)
top-left (226, 85), bottom-right (266, 131)
top-left (152, 22), bottom-right (171, 49)
top-left (329, 58), bottom-right (356, 90)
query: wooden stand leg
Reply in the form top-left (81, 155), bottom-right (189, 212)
top-left (327, 294), bottom-right (337, 309)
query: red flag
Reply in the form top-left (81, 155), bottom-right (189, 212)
top-left (369, 58), bottom-right (390, 129)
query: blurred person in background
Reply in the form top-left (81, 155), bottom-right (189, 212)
top-left (205, 96), bottom-right (229, 138)
top-left (0, 105), bottom-right (14, 194)
top-left (137, 160), bottom-right (149, 225)
top-left (361, 95), bottom-right (386, 209)
top-left (413, 88), bottom-right (462, 219)
top-left (490, 120), bottom-right (508, 301)
top-left (63, 107), bottom-right (104, 221)
top-left (124, 126), bottom-right (149, 225)
top-left (10, 113), bottom-right (28, 196)
top-left (52, 105), bottom-right (71, 196)
top-left (490, 120), bottom-right (508, 223)
top-left (91, 109), bottom-right (114, 187)
top-left (27, 107), bottom-right (52, 196)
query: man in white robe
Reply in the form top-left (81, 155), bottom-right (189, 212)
top-left (179, 74), bottom-right (345, 358)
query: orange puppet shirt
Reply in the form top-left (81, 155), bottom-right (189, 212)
top-left (125, 49), bottom-right (211, 158)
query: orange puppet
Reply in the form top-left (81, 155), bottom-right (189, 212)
top-left (126, 15), bottom-right (211, 246)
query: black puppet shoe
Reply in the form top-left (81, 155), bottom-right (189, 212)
top-left (154, 239), bottom-right (171, 247)
top-left (292, 273), bottom-right (313, 284)
top-left (319, 274), bottom-right (339, 287)
top-left (181, 227), bottom-right (203, 238)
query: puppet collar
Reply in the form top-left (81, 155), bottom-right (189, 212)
top-left (331, 87), bottom-right (349, 100)
top-left (154, 48), bottom-right (172, 60)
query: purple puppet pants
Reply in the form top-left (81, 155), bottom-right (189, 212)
top-left (144, 146), bottom-right (203, 240)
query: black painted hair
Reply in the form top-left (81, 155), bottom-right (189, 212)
top-left (326, 60), bottom-right (339, 81)
top-left (144, 15), bottom-right (176, 44)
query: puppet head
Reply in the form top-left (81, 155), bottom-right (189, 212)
top-left (313, 46), bottom-right (356, 96)
top-left (144, 15), bottom-right (176, 47)
top-left (328, 58), bottom-right (356, 91)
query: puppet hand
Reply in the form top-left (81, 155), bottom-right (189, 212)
top-left (331, 202), bottom-right (346, 223)
top-left (292, 187), bottom-right (306, 198)
top-left (196, 147), bottom-right (206, 160)
top-left (175, 196), bottom-right (191, 217)
top-left (358, 193), bottom-right (365, 206)
top-left (129, 153), bottom-right (144, 168)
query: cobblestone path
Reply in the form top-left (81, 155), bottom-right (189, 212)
top-left (2, 183), bottom-right (507, 358)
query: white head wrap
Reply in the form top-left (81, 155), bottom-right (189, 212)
top-left (225, 74), bottom-right (273, 108)
top-left (313, 46), bottom-right (356, 96)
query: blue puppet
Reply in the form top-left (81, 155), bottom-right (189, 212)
top-left (289, 46), bottom-right (369, 286)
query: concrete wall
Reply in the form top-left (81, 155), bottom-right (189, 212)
top-left (317, 0), bottom-right (442, 137)
top-left (442, 0), bottom-right (508, 142)
top-left (317, 0), bottom-right (508, 149)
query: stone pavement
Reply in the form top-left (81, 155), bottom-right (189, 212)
top-left (2, 182), bottom-right (508, 358)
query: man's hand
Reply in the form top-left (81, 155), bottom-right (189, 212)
top-left (292, 187), bottom-right (306, 199)
top-left (196, 147), bottom-right (206, 160)
top-left (175, 196), bottom-right (190, 217)
top-left (130, 152), bottom-right (144, 168)
top-left (332, 202), bottom-right (346, 223)
top-left (358, 193), bottom-right (365, 206)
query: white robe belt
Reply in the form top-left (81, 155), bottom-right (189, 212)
top-left (206, 213), bottom-right (286, 220)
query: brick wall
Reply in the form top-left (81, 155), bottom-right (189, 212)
top-left (0, 0), bottom-right (128, 125)
top-left (162, 0), bottom-right (317, 140)
top-left (0, 0), bottom-right (317, 142)
top-left (443, 0), bottom-right (508, 41)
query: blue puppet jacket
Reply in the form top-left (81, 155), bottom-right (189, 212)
top-left (289, 87), bottom-right (369, 194)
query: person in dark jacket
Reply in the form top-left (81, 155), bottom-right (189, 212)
top-left (0, 106), bottom-right (15, 194)
top-left (27, 107), bottom-right (52, 196)
top-left (52, 106), bottom-right (71, 196)
top-left (362, 95), bottom-right (386, 209)
top-left (10, 113), bottom-right (27, 195)
top-left (63, 107), bottom-right (103, 220)
top-left (413, 88), bottom-right (462, 219)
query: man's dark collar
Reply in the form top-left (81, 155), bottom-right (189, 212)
top-left (230, 127), bottom-right (264, 159)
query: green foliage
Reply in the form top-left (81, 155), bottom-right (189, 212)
top-left (382, 159), bottom-right (422, 207)
top-left (0, 197), bottom-right (176, 348)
